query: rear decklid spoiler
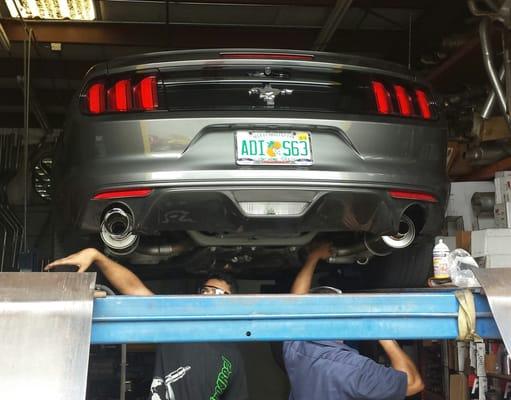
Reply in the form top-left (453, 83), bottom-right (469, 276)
top-left (100, 49), bottom-right (414, 79)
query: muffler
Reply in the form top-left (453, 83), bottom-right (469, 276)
top-left (327, 215), bottom-right (417, 264)
top-left (381, 214), bottom-right (416, 249)
top-left (100, 207), bottom-right (138, 254)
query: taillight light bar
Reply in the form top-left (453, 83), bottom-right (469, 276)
top-left (133, 76), bottom-right (159, 110)
top-left (394, 85), bottom-right (413, 117)
top-left (85, 75), bottom-right (159, 115)
top-left (372, 81), bottom-right (391, 115)
top-left (108, 79), bottom-right (132, 112)
top-left (388, 190), bottom-right (438, 203)
top-left (372, 81), bottom-right (434, 120)
top-left (87, 83), bottom-right (106, 114)
top-left (415, 89), bottom-right (432, 120)
top-left (92, 188), bottom-right (153, 200)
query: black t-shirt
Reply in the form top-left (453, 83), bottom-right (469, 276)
top-left (149, 343), bottom-right (248, 400)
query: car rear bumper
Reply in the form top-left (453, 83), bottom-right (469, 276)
top-left (59, 180), bottom-right (445, 237)
top-left (54, 114), bottom-right (448, 238)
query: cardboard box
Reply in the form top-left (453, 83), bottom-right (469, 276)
top-left (476, 254), bottom-right (511, 268)
top-left (450, 373), bottom-right (469, 400)
top-left (471, 229), bottom-right (511, 257)
top-left (494, 202), bottom-right (511, 228)
top-left (456, 231), bottom-right (471, 252)
top-left (495, 171), bottom-right (511, 203)
top-left (485, 352), bottom-right (499, 373)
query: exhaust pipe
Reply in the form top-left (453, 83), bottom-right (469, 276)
top-left (100, 207), bottom-right (138, 254)
top-left (326, 214), bottom-right (417, 264)
top-left (381, 214), bottom-right (416, 249)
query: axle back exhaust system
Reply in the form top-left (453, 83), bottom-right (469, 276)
top-left (328, 214), bottom-right (417, 264)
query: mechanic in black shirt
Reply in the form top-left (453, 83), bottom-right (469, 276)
top-left (45, 248), bottom-right (249, 400)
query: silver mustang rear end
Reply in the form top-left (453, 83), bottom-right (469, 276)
top-left (54, 49), bottom-right (448, 284)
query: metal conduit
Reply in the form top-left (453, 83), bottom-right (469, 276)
top-left (480, 18), bottom-right (509, 117)
top-left (482, 64), bottom-right (506, 118)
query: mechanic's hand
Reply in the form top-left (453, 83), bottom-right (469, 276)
top-left (44, 248), bottom-right (99, 272)
top-left (308, 241), bottom-right (334, 261)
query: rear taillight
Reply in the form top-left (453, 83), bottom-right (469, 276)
top-left (372, 81), bottom-right (391, 115)
top-left (87, 83), bottom-right (106, 114)
top-left (415, 89), bottom-right (432, 120)
top-left (394, 85), bottom-right (413, 117)
top-left (372, 81), bottom-right (434, 120)
top-left (108, 79), bottom-right (132, 112)
top-left (84, 75), bottom-right (159, 114)
top-left (133, 76), bottom-right (159, 110)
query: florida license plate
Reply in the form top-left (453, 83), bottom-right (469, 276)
top-left (235, 130), bottom-right (313, 166)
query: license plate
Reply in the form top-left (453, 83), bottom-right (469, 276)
top-left (235, 130), bottom-right (313, 166)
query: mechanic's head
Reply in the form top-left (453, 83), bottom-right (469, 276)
top-left (199, 271), bottom-right (238, 295)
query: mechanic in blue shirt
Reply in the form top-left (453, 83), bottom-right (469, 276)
top-left (283, 243), bottom-right (424, 400)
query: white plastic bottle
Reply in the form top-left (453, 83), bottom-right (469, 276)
top-left (433, 239), bottom-right (450, 279)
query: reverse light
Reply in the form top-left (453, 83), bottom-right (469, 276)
top-left (87, 83), bottom-right (105, 114)
top-left (394, 85), bottom-right (413, 117)
top-left (389, 190), bottom-right (437, 203)
top-left (92, 188), bottom-right (153, 200)
top-left (372, 81), bottom-right (391, 115)
top-left (238, 202), bottom-right (308, 216)
top-left (415, 90), bottom-right (432, 120)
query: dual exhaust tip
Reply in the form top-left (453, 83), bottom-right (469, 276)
top-left (100, 207), bottom-right (138, 254)
top-left (99, 207), bottom-right (417, 258)
top-left (328, 214), bottom-right (417, 265)
top-left (381, 214), bottom-right (416, 250)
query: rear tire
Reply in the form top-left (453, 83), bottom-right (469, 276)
top-left (363, 238), bottom-right (434, 288)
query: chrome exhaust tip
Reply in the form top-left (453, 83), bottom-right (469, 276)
top-left (100, 207), bottom-right (138, 254)
top-left (381, 214), bottom-right (416, 249)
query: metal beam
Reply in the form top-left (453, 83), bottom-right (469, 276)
top-left (0, 58), bottom-right (95, 80)
top-left (313, 0), bottom-right (353, 51)
top-left (91, 291), bottom-right (500, 344)
top-left (0, 21), bottom-right (10, 51)
top-left (1, 19), bottom-right (318, 47)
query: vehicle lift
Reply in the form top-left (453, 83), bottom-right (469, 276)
top-left (1, 268), bottom-right (510, 400)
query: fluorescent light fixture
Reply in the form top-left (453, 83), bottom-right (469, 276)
top-left (5, 0), bottom-right (96, 20)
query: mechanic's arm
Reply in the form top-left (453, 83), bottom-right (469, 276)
top-left (379, 340), bottom-right (424, 396)
top-left (45, 248), bottom-right (153, 296)
top-left (290, 242), bottom-right (333, 294)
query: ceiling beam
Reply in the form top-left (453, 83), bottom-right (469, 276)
top-left (313, 0), bottom-right (353, 51)
top-left (130, 0), bottom-right (437, 7)
top-left (1, 19), bottom-right (318, 47)
top-left (0, 58), bottom-right (96, 80)
top-left (0, 19), bottom-right (410, 54)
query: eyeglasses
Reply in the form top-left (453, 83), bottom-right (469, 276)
top-left (199, 285), bottom-right (230, 295)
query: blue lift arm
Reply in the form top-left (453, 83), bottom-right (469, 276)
top-left (91, 291), bottom-right (500, 344)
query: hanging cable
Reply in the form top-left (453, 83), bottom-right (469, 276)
top-left (22, 29), bottom-right (32, 252)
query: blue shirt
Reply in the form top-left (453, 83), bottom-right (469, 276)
top-left (283, 341), bottom-right (407, 400)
